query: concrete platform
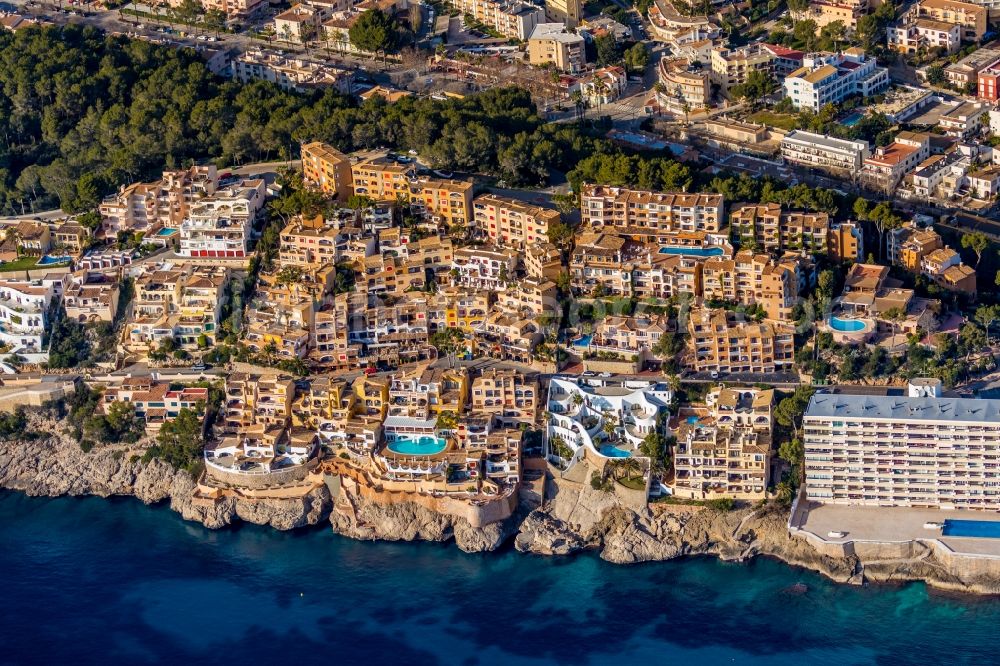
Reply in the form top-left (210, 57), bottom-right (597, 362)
top-left (792, 501), bottom-right (1000, 558)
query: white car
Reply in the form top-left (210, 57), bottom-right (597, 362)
top-left (197, 34), bottom-right (208, 41)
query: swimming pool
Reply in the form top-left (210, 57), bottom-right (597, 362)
top-left (37, 255), bottom-right (70, 266)
top-left (841, 111), bottom-right (865, 127)
top-left (155, 227), bottom-right (178, 237)
top-left (658, 246), bottom-right (725, 257)
top-left (386, 435), bottom-right (447, 456)
top-left (830, 316), bottom-right (866, 332)
top-left (942, 519), bottom-right (1000, 538)
top-left (599, 444), bottom-right (631, 458)
top-left (572, 334), bottom-right (592, 347)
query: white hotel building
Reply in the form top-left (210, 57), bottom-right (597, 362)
top-left (780, 130), bottom-right (870, 177)
top-left (804, 380), bottom-right (1000, 510)
top-left (783, 50), bottom-right (889, 111)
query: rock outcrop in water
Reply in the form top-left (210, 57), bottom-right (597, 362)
top-left (4, 418), bottom-right (1000, 594)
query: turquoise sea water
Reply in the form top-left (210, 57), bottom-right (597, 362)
top-left (3, 490), bottom-right (1000, 665)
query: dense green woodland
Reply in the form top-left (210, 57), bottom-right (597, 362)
top-left (0, 24), bottom-right (615, 214)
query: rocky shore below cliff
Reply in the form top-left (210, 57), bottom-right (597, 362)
top-left (4, 422), bottom-right (1000, 595)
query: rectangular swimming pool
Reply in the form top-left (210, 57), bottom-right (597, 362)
top-left (942, 519), bottom-right (1000, 538)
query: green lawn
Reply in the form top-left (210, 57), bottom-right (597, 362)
top-left (618, 476), bottom-right (647, 491)
top-left (0, 256), bottom-right (39, 272)
top-left (747, 110), bottom-right (800, 131)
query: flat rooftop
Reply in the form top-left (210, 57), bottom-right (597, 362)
top-left (805, 392), bottom-right (1000, 422)
top-left (792, 501), bottom-right (1000, 557)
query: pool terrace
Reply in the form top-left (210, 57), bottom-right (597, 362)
top-left (792, 501), bottom-right (1000, 558)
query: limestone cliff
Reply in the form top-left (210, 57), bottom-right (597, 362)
top-left (6, 418), bottom-right (1000, 594)
top-left (515, 463), bottom-right (1000, 594)
top-left (328, 477), bottom-right (520, 553)
top-left (0, 414), bottom-right (332, 532)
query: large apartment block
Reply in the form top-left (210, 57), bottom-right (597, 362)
top-left (472, 193), bottom-right (560, 249)
top-left (783, 49), bottom-right (888, 111)
top-left (178, 180), bottom-right (266, 259)
top-left (710, 43), bottom-right (776, 96)
top-left (350, 151), bottom-right (474, 228)
top-left (301, 141), bottom-right (353, 199)
top-left (804, 381), bottom-right (1000, 510)
top-left (470, 367), bottom-right (538, 425)
top-left (914, 0), bottom-right (987, 41)
top-left (729, 203), bottom-right (829, 255)
top-left (527, 22), bottom-right (586, 73)
top-left (701, 250), bottom-right (801, 322)
top-left (450, 0), bottom-right (544, 39)
top-left (581, 184), bottom-right (724, 238)
top-left (99, 165), bottom-right (218, 235)
top-left (781, 130), bottom-right (870, 178)
top-left (673, 386), bottom-right (774, 500)
top-left (544, 0), bottom-right (581, 26)
top-left (687, 308), bottom-right (795, 374)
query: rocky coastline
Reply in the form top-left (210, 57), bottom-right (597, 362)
top-left (4, 423), bottom-right (1000, 595)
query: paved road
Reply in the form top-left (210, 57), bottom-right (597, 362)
top-left (11, 0), bottom-right (400, 78)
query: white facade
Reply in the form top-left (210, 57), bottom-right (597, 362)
top-left (179, 181), bottom-right (265, 259)
top-left (783, 51), bottom-right (889, 111)
top-left (804, 388), bottom-right (1000, 510)
top-left (781, 130), bottom-right (870, 176)
top-left (546, 376), bottom-right (672, 462)
top-left (0, 279), bottom-right (54, 355)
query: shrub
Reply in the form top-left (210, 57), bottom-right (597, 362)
top-left (707, 497), bottom-right (735, 511)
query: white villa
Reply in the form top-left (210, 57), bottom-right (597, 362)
top-left (0, 278), bottom-right (56, 359)
top-left (546, 376), bottom-right (672, 464)
top-left (204, 426), bottom-right (317, 476)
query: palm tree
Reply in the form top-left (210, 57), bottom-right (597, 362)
top-left (883, 307), bottom-right (906, 348)
top-left (5, 227), bottom-right (22, 259)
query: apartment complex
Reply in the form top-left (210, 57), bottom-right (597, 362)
top-left (673, 386), bottom-right (774, 500)
top-left (544, 0), bottom-right (581, 26)
top-left (828, 221), bottom-right (864, 262)
top-left (781, 130), bottom-right (870, 178)
top-left (526, 22), bottom-right (586, 73)
top-left (301, 141), bottom-right (353, 199)
top-left (945, 47), bottom-right (1000, 88)
top-left (99, 165), bottom-right (218, 235)
top-left (701, 250), bottom-right (801, 322)
top-left (0, 278), bottom-right (55, 356)
top-left (860, 131), bottom-right (931, 194)
top-left (223, 367), bottom-right (297, 432)
top-left (783, 50), bottom-right (889, 111)
top-left (450, 0), bottom-right (545, 39)
top-left (804, 383), bottom-right (1000, 510)
top-left (178, 180), bottom-right (266, 259)
top-left (656, 57), bottom-right (711, 113)
top-left (164, 0), bottom-right (267, 20)
top-left (914, 0), bottom-right (987, 41)
top-left (709, 43), bottom-right (776, 95)
top-left (231, 50), bottom-right (352, 93)
top-left (470, 368), bottom-right (538, 425)
top-left (888, 18), bottom-right (961, 56)
top-left (125, 266), bottom-right (229, 352)
top-left (581, 185), bottom-right (724, 237)
top-left (730, 203), bottom-right (830, 255)
top-left (472, 194), bottom-right (560, 249)
top-left (99, 378), bottom-right (208, 434)
top-left (687, 308), bottom-right (795, 374)
top-left (350, 151), bottom-right (474, 228)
